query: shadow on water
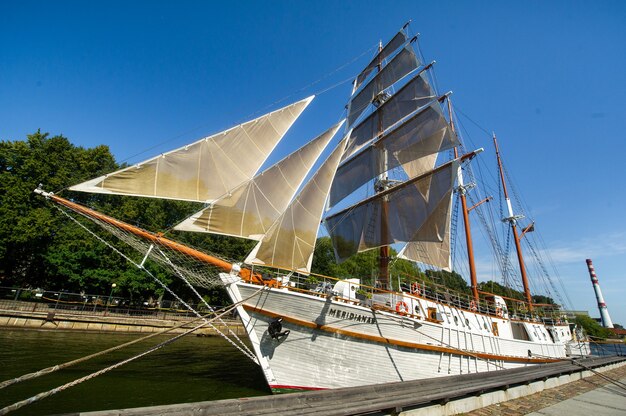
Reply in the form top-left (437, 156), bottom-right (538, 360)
top-left (0, 329), bottom-right (270, 415)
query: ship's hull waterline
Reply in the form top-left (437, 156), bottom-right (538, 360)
top-left (222, 275), bottom-right (568, 392)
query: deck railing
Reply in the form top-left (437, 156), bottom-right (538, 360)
top-left (246, 265), bottom-right (567, 324)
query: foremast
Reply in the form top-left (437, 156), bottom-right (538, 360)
top-left (493, 134), bottom-right (533, 311)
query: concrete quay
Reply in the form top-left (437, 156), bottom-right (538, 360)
top-left (464, 361), bottom-right (626, 415)
top-left (70, 356), bottom-right (625, 416)
top-left (0, 300), bottom-right (245, 336)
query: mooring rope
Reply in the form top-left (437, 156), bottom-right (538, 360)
top-left (0, 323), bottom-right (205, 415)
top-left (0, 285), bottom-right (266, 415)
top-left (0, 313), bottom-right (210, 391)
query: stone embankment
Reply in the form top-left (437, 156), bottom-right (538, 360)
top-left (0, 300), bottom-right (245, 336)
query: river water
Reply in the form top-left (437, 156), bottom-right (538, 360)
top-left (0, 329), bottom-right (269, 415)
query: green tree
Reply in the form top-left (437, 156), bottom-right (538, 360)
top-left (574, 315), bottom-right (612, 339)
top-left (0, 131), bottom-right (117, 289)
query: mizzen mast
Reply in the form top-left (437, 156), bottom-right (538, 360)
top-left (493, 134), bottom-right (533, 310)
top-left (447, 99), bottom-right (480, 302)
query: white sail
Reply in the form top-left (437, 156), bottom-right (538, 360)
top-left (354, 29), bottom-right (409, 91)
top-left (397, 191), bottom-right (453, 271)
top-left (329, 101), bottom-right (458, 207)
top-left (174, 121), bottom-right (345, 239)
top-left (324, 160), bottom-right (458, 262)
top-left (69, 96), bottom-right (314, 202)
top-left (245, 137), bottom-right (348, 274)
top-left (347, 45), bottom-right (420, 127)
top-left (344, 71), bottom-right (435, 160)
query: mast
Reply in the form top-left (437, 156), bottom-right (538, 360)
top-left (447, 99), bottom-right (479, 301)
top-left (493, 134), bottom-right (533, 310)
top-left (375, 39), bottom-right (391, 289)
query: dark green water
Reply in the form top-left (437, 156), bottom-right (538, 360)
top-left (0, 329), bottom-right (269, 415)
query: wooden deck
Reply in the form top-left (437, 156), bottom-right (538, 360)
top-left (75, 356), bottom-right (625, 416)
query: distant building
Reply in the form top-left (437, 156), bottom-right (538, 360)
top-left (561, 310), bottom-right (590, 319)
top-left (609, 328), bottom-right (626, 340)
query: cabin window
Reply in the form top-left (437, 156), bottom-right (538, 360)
top-left (492, 322), bottom-right (499, 337)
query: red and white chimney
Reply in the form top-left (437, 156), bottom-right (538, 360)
top-left (585, 259), bottom-right (614, 328)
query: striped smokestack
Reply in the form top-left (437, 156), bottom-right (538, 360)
top-left (585, 259), bottom-right (614, 328)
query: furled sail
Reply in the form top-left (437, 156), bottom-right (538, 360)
top-left (69, 96), bottom-right (314, 202)
top-left (347, 45), bottom-right (420, 127)
top-left (329, 100), bottom-right (458, 207)
top-left (324, 160), bottom-right (459, 262)
top-left (245, 137), bottom-right (348, 274)
top-left (173, 120), bottom-right (345, 239)
top-left (344, 71), bottom-right (436, 160)
top-left (354, 29), bottom-right (409, 91)
top-left (397, 192), bottom-right (453, 271)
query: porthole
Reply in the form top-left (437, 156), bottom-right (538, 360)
top-left (465, 318), bottom-right (470, 328)
top-left (454, 316), bottom-right (459, 325)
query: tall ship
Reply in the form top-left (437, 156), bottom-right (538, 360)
top-left (36, 23), bottom-right (573, 392)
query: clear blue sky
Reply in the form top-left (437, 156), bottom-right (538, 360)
top-left (2, 1), bottom-right (625, 325)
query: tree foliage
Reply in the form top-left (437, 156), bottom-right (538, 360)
top-left (574, 315), bottom-right (612, 340)
top-left (310, 236), bottom-right (421, 289)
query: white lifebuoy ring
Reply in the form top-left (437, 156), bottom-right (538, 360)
top-left (396, 301), bottom-right (409, 315)
top-left (496, 306), bottom-right (504, 317)
top-left (470, 300), bottom-right (478, 312)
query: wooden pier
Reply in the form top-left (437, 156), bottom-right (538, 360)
top-left (74, 356), bottom-right (625, 416)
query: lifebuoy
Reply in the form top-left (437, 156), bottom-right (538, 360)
top-left (396, 301), bottom-right (409, 315)
top-left (496, 306), bottom-right (504, 317)
top-left (469, 300), bottom-right (477, 312)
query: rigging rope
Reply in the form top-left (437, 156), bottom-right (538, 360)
top-left (54, 204), bottom-right (257, 363)
top-left (154, 246), bottom-right (254, 358)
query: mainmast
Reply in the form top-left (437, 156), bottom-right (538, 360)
top-left (375, 39), bottom-right (391, 289)
top-left (493, 134), bottom-right (533, 310)
top-left (447, 99), bottom-right (479, 301)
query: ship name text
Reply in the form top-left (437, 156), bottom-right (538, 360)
top-left (328, 308), bottom-right (376, 324)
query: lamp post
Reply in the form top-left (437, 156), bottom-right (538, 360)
top-left (105, 283), bottom-right (117, 315)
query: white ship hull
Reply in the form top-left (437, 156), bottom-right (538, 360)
top-left (222, 275), bottom-right (569, 392)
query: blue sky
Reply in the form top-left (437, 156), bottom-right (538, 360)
top-left (2, 1), bottom-right (625, 325)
